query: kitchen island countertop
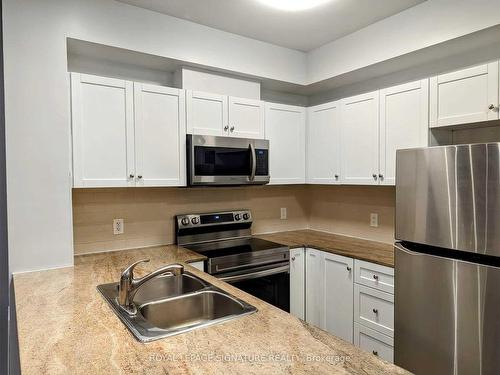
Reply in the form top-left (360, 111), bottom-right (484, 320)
top-left (13, 242), bottom-right (404, 374)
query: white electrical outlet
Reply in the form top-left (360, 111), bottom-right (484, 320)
top-left (113, 218), bottom-right (124, 235)
top-left (370, 213), bottom-right (379, 227)
top-left (280, 207), bottom-right (287, 220)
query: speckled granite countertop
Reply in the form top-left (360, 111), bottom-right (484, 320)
top-left (257, 229), bottom-right (395, 267)
top-left (13, 244), bottom-right (406, 374)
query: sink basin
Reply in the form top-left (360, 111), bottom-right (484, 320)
top-left (97, 270), bottom-right (256, 342)
top-left (133, 273), bottom-right (206, 305)
top-left (140, 290), bottom-right (250, 331)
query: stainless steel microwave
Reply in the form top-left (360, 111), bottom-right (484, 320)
top-left (187, 134), bottom-right (270, 186)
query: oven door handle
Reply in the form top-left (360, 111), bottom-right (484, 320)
top-left (219, 264), bottom-right (289, 283)
top-left (249, 143), bottom-right (256, 182)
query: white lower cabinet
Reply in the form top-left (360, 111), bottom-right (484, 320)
top-left (290, 248), bottom-right (305, 320)
top-left (354, 323), bottom-right (394, 363)
top-left (292, 250), bottom-right (395, 361)
top-left (323, 253), bottom-right (353, 343)
top-left (305, 248), bottom-right (323, 327)
top-left (353, 259), bottom-right (395, 363)
top-left (304, 248), bottom-right (354, 343)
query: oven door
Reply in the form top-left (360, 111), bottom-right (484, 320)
top-left (218, 262), bottom-right (290, 312)
top-left (187, 134), bottom-right (270, 185)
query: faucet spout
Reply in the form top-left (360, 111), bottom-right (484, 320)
top-left (118, 260), bottom-right (184, 314)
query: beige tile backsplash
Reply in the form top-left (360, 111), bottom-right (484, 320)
top-left (72, 185), bottom-right (310, 254)
top-left (308, 185), bottom-right (395, 244)
top-left (72, 185), bottom-right (396, 255)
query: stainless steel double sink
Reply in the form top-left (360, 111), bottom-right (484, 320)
top-left (97, 271), bottom-right (257, 342)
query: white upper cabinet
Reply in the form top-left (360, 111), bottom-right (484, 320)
top-left (307, 101), bottom-right (341, 184)
top-left (134, 83), bottom-right (186, 187)
top-left (228, 96), bottom-right (264, 139)
top-left (265, 103), bottom-right (306, 184)
top-left (71, 73), bottom-right (186, 188)
top-left (186, 90), bottom-right (228, 136)
top-left (71, 73), bottom-right (135, 187)
top-left (430, 62), bottom-right (499, 128)
top-left (340, 91), bottom-right (380, 185)
top-left (379, 80), bottom-right (429, 185)
top-left (186, 91), bottom-right (264, 138)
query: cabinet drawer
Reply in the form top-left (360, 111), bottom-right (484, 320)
top-left (354, 284), bottom-right (394, 337)
top-left (354, 260), bottom-right (394, 294)
top-left (354, 323), bottom-right (393, 363)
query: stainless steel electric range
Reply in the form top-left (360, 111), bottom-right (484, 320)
top-left (176, 210), bottom-right (290, 312)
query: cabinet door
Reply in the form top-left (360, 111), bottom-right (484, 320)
top-left (186, 90), bottom-right (228, 136)
top-left (430, 62), bottom-right (499, 128)
top-left (322, 253), bottom-right (354, 343)
top-left (290, 247), bottom-right (305, 320)
top-left (265, 103), bottom-right (306, 184)
top-left (71, 73), bottom-right (135, 187)
top-left (307, 102), bottom-right (341, 184)
top-left (228, 96), bottom-right (264, 139)
top-left (305, 248), bottom-right (323, 327)
top-left (134, 84), bottom-right (186, 187)
top-left (340, 91), bottom-right (380, 185)
top-left (379, 80), bottom-right (429, 185)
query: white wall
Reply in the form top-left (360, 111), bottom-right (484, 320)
top-left (175, 67), bottom-right (261, 99)
top-left (2, 0), bottom-right (306, 273)
top-left (307, 0), bottom-right (500, 84)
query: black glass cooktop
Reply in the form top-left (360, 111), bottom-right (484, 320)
top-left (183, 237), bottom-right (286, 258)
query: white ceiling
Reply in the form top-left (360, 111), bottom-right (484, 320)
top-left (116, 0), bottom-right (426, 52)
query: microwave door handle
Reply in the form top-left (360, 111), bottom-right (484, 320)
top-left (249, 143), bottom-right (256, 181)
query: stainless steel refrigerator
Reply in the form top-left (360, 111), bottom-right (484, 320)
top-left (394, 143), bottom-right (500, 375)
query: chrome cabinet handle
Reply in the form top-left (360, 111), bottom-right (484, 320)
top-left (373, 274), bottom-right (379, 280)
top-left (291, 256), bottom-right (296, 261)
top-left (334, 174), bottom-right (339, 179)
top-left (373, 308), bottom-right (379, 314)
top-left (346, 266), bottom-right (352, 271)
top-left (378, 174), bottom-right (383, 179)
top-left (230, 126), bottom-right (235, 132)
top-left (372, 174), bottom-right (378, 180)
top-left (129, 174), bottom-right (135, 178)
top-left (372, 350), bottom-right (378, 356)
top-left (138, 175), bottom-right (143, 179)
top-left (488, 104), bottom-right (497, 110)
top-left (224, 125), bottom-right (229, 131)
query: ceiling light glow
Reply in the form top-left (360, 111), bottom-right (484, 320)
top-left (256, 0), bottom-right (333, 11)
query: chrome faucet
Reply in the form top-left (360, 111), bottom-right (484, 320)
top-left (118, 259), bottom-right (184, 314)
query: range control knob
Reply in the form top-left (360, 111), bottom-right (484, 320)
top-left (243, 213), bottom-right (250, 220)
top-left (181, 217), bottom-right (189, 226)
top-left (234, 213), bottom-right (241, 221)
top-left (191, 217), bottom-right (200, 225)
